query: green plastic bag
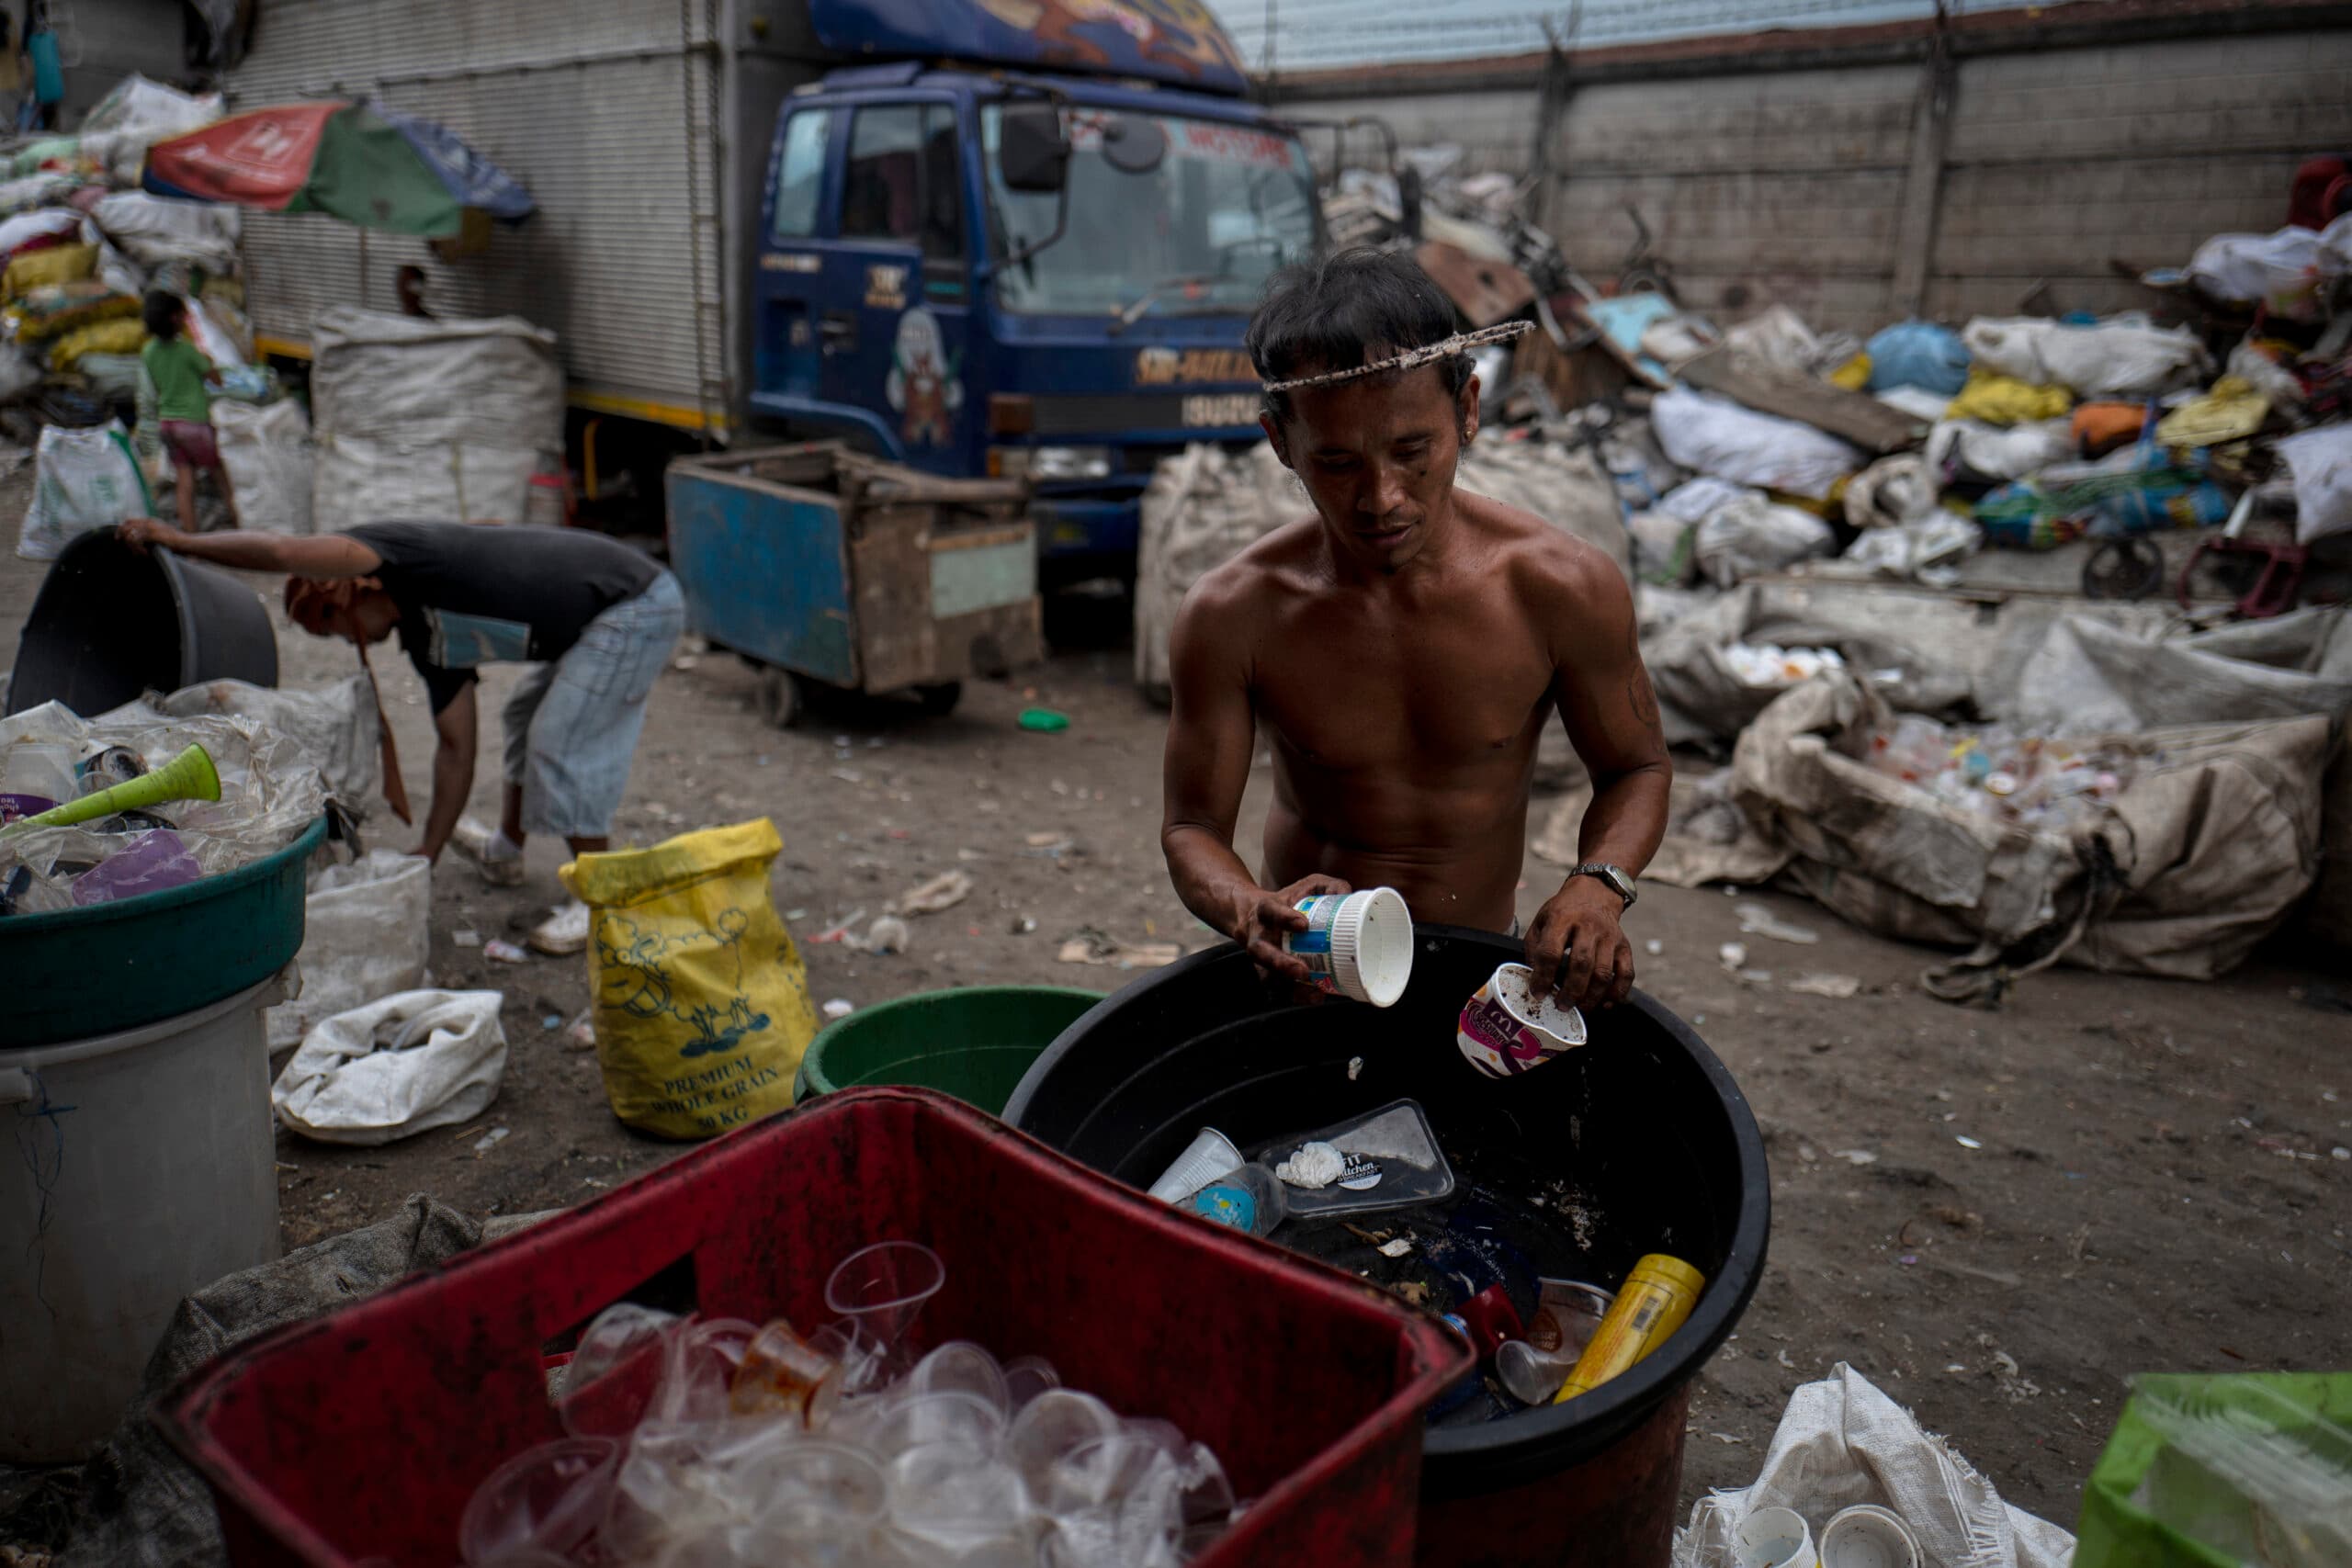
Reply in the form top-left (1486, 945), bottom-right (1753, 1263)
top-left (2074, 1371), bottom-right (2352, 1568)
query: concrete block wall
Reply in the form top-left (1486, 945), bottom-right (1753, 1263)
top-left (1266, 9), bottom-right (2352, 334)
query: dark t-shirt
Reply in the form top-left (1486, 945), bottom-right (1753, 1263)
top-left (349, 522), bottom-right (661, 713)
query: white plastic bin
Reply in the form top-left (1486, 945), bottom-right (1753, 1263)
top-left (0, 976), bottom-right (281, 1461)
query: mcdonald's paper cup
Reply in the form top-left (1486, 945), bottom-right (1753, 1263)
top-left (1457, 963), bottom-right (1587, 1077)
top-left (1284, 886), bottom-right (1413, 1007)
top-left (1147, 1126), bottom-right (1245, 1203)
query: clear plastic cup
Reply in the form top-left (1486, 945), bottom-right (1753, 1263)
top-left (1002, 1353), bottom-right (1061, 1411)
top-left (1145, 1127), bottom-right (1245, 1203)
top-left (867, 1390), bottom-right (1006, 1461)
top-left (825, 1241), bottom-right (945, 1353)
top-left (558, 1303), bottom-right (684, 1438)
top-left (885, 1441), bottom-right (1030, 1552)
top-left (899, 1341), bottom-right (1011, 1418)
top-left (728, 1318), bottom-right (844, 1427)
top-left (1495, 1340), bottom-right (1575, 1405)
top-left (1037, 1433), bottom-right (1185, 1568)
top-left (750, 1440), bottom-right (889, 1549)
top-left (1008, 1389), bottom-right (1123, 1496)
top-left (457, 1436), bottom-right (619, 1565)
top-left (806, 1315), bottom-right (895, 1400)
top-left (652, 1317), bottom-right (761, 1425)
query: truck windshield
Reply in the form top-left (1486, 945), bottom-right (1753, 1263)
top-left (982, 105), bottom-right (1317, 319)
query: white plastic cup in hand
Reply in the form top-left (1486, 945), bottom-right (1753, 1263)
top-left (825, 1240), bottom-right (945, 1354)
top-left (457, 1436), bottom-right (620, 1566)
top-left (1146, 1126), bottom-right (1245, 1203)
top-left (1283, 886), bottom-right (1414, 1006)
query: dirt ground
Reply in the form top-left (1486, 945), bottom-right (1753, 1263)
top-left (5, 480), bottom-right (2347, 1536)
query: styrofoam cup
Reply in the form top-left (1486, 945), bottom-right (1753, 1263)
top-left (1285, 886), bottom-right (1413, 1007)
top-left (1147, 1126), bottom-right (1245, 1203)
top-left (1820, 1505), bottom-right (1919, 1568)
top-left (1735, 1506), bottom-right (1815, 1568)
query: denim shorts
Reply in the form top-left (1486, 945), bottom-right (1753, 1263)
top-left (502, 570), bottom-right (684, 839)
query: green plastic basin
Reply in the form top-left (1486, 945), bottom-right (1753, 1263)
top-left (793, 986), bottom-right (1105, 1116)
top-left (1, 814), bottom-right (325, 1047)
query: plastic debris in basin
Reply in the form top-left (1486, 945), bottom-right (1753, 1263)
top-left (1251, 1099), bottom-right (1457, 1221)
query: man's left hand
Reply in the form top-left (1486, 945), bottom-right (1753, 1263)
top-left (1526, 877), bottom-right (1634, 1010)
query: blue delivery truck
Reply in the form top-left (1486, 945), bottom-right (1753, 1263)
top-left (231, 0), bottom-right (1321, 585)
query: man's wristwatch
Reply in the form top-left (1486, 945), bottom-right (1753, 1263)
top-left (1569, 863), bottom-right (1637, 909)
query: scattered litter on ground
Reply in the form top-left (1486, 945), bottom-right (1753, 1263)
top-left (820, 998), bottom-right (854, 1021)
top-left (1788, 973), bottom-right (1862, 998)
top-left (473, 1125), bottom-right (509, 1154)
top-left (1719, 941), bottom-right (1748, 972)
top-left (482, 938), bottom-right (528, 964)
top-left (1736, 902), bottom-right (1821, 945)
top-left (452, 929), bottom-right (481, 948)
top-left (896, 869), bottom-right (973, 915)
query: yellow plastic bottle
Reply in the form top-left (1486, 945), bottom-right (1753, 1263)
top-left (1552, 1253), bottom-right (1706, 1404)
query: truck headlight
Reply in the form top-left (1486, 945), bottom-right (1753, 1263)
top-left (1030, 446), bottom-right (1115, 481)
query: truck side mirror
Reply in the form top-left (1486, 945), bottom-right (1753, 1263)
top-left (999, 102), bottom-right (1069, 194)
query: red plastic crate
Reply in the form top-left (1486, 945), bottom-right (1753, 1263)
top-left (161, 1086), bottom-right (1470, 1566)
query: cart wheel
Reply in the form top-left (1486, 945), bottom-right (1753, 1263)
top-left (757, 668), bottom-right (806, 729)
top-left (914, 682), bottom-right (963, 717)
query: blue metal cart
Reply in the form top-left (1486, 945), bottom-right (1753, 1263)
top-left (665, 443), bottom-right (1043, 727)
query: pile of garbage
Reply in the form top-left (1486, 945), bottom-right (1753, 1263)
top-left (1306, 141), bottom-right (2352, 604)
top-left (0, 73), bottom-right (316, 558)
top-left (1203, 141), bottom-right (2352, 996)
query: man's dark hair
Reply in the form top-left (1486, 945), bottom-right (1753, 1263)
top-left (141, 288), bottom-right (185, 341)
top-left (1245, 247), bottom-right (1470, 426)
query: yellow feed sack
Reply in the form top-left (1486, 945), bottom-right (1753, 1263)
top-left (560, 818), bottom-right (818, 1139)
top-left (3, 242), bottom-right (96, 299)
top-left (48, 316), bottom-right (145, 369)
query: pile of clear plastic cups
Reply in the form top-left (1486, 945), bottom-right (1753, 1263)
top-left (459, 1240), bottom-right (1241, 1566)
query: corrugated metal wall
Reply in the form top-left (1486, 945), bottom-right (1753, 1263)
top-left (1268, 15), bottom-right (2352, 335)
top-left (230, 0), bottom-right (730, 431)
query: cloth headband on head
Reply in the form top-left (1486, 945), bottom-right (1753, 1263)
top-left (1260, 320), bottom-right (1534, 394)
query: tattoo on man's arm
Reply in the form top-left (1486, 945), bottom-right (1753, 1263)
top-left (1626, 670), bottom-right (1662, 732)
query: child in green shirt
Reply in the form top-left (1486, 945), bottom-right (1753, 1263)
top-left (140, 290), bottom-right (237, 531)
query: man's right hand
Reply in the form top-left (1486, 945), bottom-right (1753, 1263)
top-left (117, 517), bottom-right (188, 555)
top-left (1229, 873), bottom-right (1352, 983)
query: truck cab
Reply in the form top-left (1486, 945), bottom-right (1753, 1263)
top-left (747, 8), bottom-right (1319, 583)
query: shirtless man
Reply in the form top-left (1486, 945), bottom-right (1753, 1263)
top-left (1161, 248), bottom-right (1670, 1009)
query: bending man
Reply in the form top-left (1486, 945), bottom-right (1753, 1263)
top-left (118, 517), bottom-right (684, 908)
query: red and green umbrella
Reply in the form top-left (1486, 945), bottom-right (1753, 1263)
top-left (142, 99), bottom-right (533, 237)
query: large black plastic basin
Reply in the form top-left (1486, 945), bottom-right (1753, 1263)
top-left (8, 529), bottom-right (277, 717)
top-left (1006, 924), bottom-right (1770, 1565)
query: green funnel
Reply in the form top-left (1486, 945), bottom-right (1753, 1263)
top-left (9, 743), bottom-right (221, 831)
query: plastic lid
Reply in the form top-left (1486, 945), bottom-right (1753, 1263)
top-left (1331, 886), bottom-right (1413, 1008)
